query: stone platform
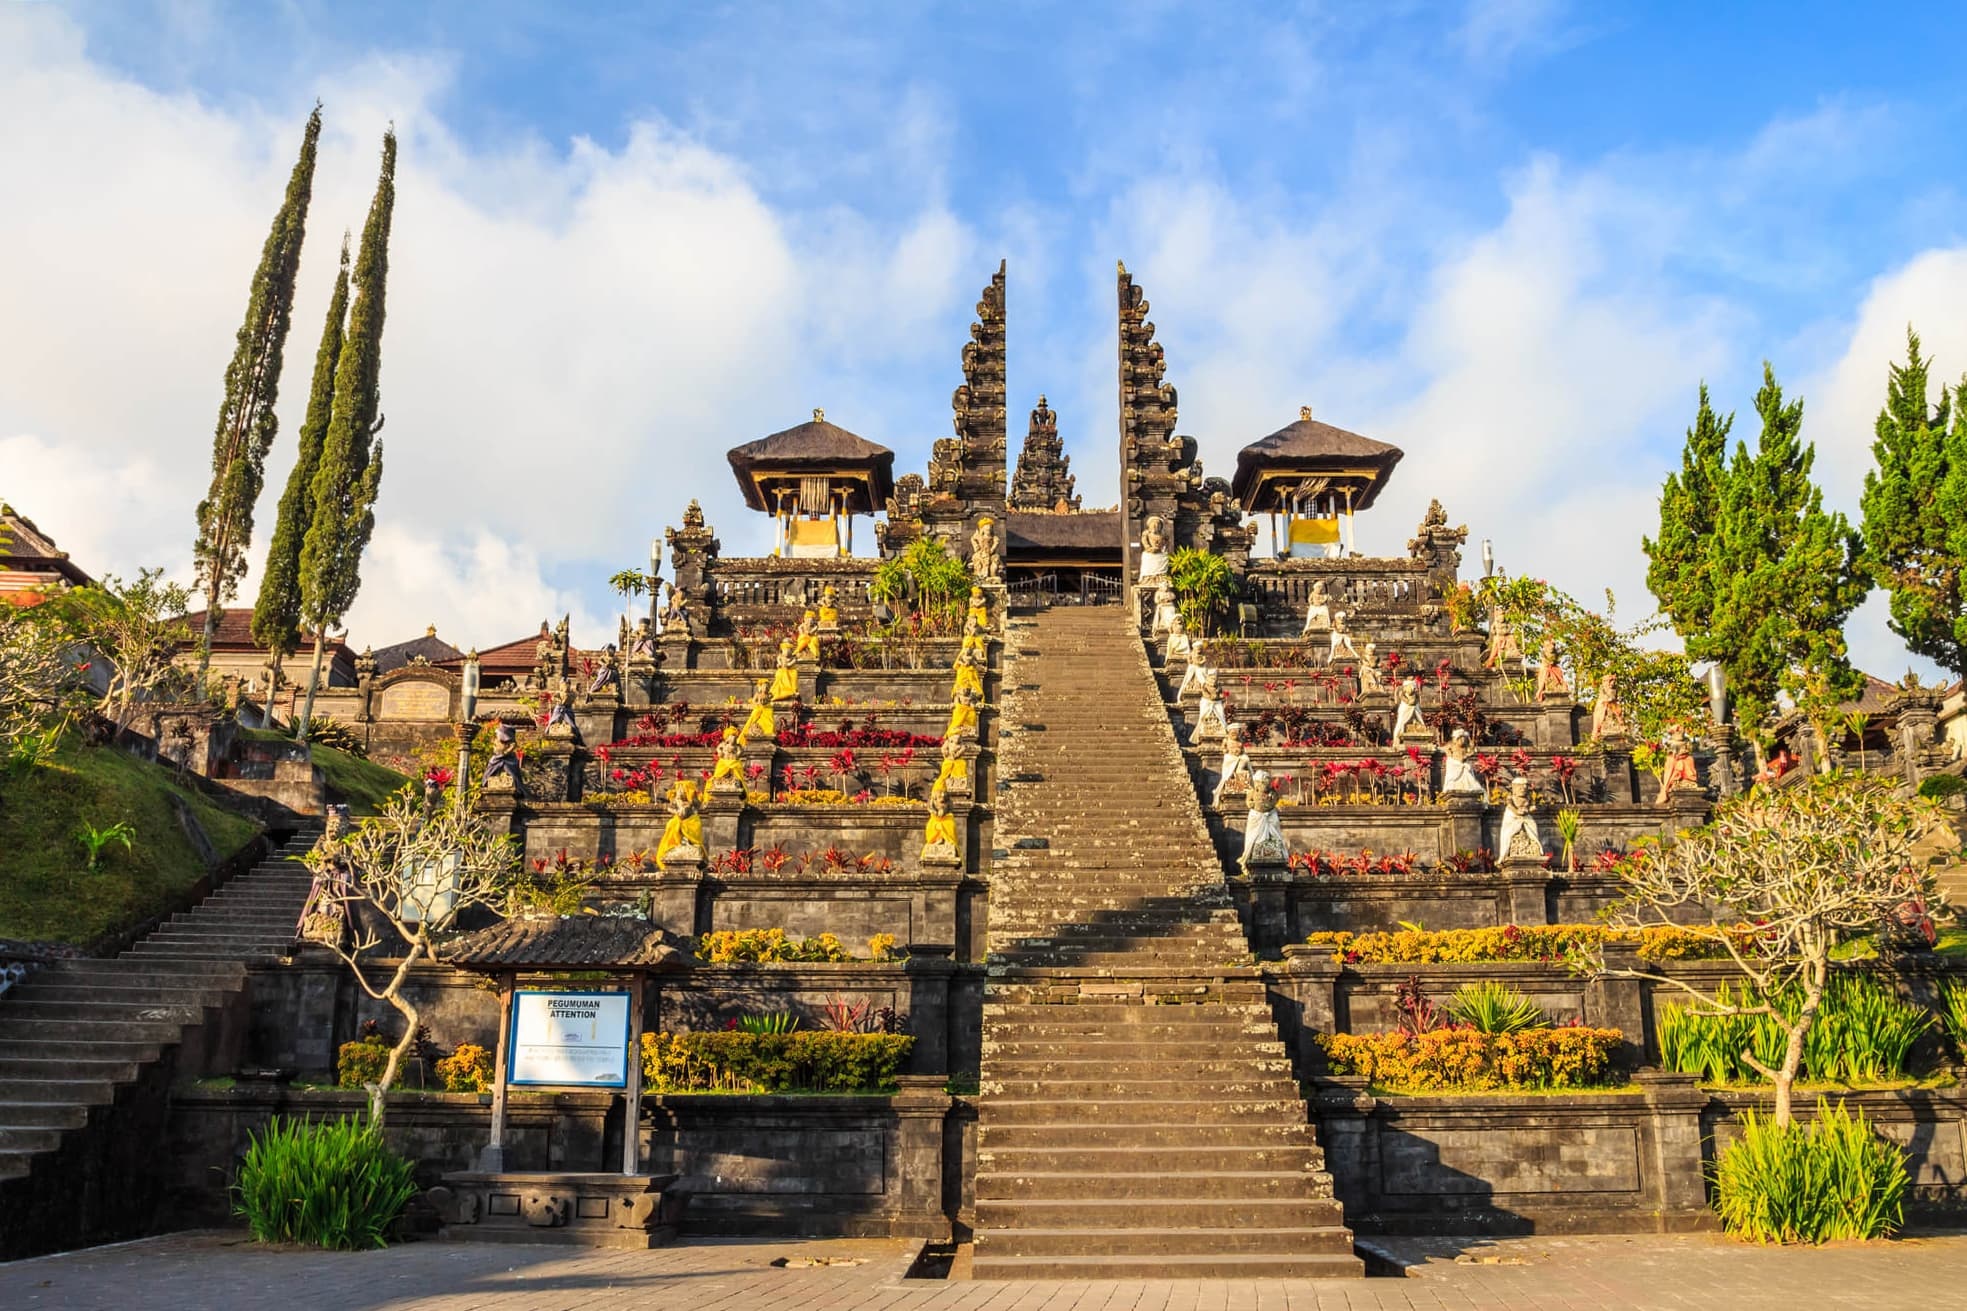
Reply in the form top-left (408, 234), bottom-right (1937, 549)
top-left (432, 1170), bottom-right (688, 1248)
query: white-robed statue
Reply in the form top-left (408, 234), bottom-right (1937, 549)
top-left (1299, 579), bottom-right (1333, 634)
top-left (1164, 611), bottom-right (1195, 664)
top-left (1392, 676), bottom-right (1427, 740)
top-left (1151, 582), bottom-right (1181, 639)
top-left (1212, 722), bottom-right (1253, 807)
top-left (1137, 514), bottom-right (1171, 584)
top-left (1239, 769), bottom-right (1289, 872)
top-left (1441, 728), bottom-right (1485, 795)
top-left (1328, 610), bottom-right (1361, 663)
top-left (1191, 666), bottom-right (1228, 741)
top-left (1497, 775), bottom-right (1544, 861)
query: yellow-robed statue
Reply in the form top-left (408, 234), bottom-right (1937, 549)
top-left (966, 586), bottom-right (990, 633)
top-left (656, 782), bottom-right (704, 864)
top-left (709, 727), bottom-right (745, 790)
top-left (769, 639), bottom-right (801, 703)
top-left (793, 609), bottom-right (822, 661)
top-left (921, 784), bottom-right (959, 861)
top-left (934, 734), bottom-right (968, 792)
top-left (952, 645), bottom-right (985, 698)
top-left (738, 679), bottom-right (776, 744)
top-left (946, 685), bottom-right (981, 740)
top-left (817, 584), bottom-right (840, 629)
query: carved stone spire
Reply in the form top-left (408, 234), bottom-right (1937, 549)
top-left (1009, 395), bottom-right (1079, 511)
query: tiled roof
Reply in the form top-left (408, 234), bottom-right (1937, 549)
top-left (441, 916), bottom-right (695, 972)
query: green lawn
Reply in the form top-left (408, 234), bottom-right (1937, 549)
top-left (1830, 926), bottom-right (1967, 962)
top-left (0, 742), bottom-right (264, 946)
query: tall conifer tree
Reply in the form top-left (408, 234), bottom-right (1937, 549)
top-left (297, 131), bottom-right (395, 738)
top-left (1643, 384), bottom-right (1732, 641)
top-left (1859, 328), bottom-right (1967, 678)
top-left (251, 232), bottom-right (350, 701)
top-left (192, 104), bottom-right (321, 680)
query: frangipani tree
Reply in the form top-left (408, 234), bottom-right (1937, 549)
top-left (301, 788), bottom-right (518, 1122)
top-left (1608, 771), bottom-right (1948, 1125)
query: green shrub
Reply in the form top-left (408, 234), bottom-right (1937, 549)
top-left (736, 1012), bottom-right (800, 1034)
top-left (1940, 981), bottom-right (1967, 1062)
top-left (1713, 1100), bottom-right (1907, 1243)
top-left (1656, 977), bottom-right (1930, 1085)
top-left (641, 1030), bottom-right (913, 1093)
top-left (434, 1043), bottom-right (493, 1093)
top-left (1316, 1026), bottom-right (1622, 1092)
top-left (1917, 773), bottom-right (1966, 802)
top-left (1445, 980), bottom-right (1549, 1034)
top-left (232, 1116), bottom-right (417, 1249)
top-left (336, 1036), bottom-right (401, 1089)
top-left (300, 717), bottom-right (368, 757)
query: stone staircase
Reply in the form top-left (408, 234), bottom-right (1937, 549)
top-left (973, 605), bottom-right (1359, 1279)
top-left (0, 830), bottom-right (316, 1253)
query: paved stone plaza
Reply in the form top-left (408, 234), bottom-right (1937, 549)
top-left (2, 1231), bottom-right (1964, 1310)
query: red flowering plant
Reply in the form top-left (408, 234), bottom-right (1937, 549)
top-left (1548, 753), bottom-right (1581, 804)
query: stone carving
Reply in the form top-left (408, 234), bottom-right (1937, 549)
top-left (1655, 725), bottom-right (1701, 805)
top-left (589, 647), bottom-right (620, 695)
top-left (1212, 723), bottom-right (1253, 808)
top-left (630, 619), bottom-right (655, 659)
top-left (1239, 769), bottom-right (1289, 872)
top-left (921, 784), bottom-right (960, 864)
top-left (1498, 775), bottom-right (1544, 861)
top-left (1358, 642), bottom-right (1384, 696)
top-left (1534, 639), bottom-right (1569, 702)
top-left (1484, 606), bottom-right (1523, 671)
top-left (1299, 580), bottom-right (1333, 634)
top-left (1190, 666), bottom-right (1229, 742)
top-left (1009, 394), bottom-right (1080, 511)
top-left (769, 639), bottom-right (801, 704)
top-left (1163, 611), bottom-right (1194, 665)
top-left (483, 722), bottom-right (522, 794)
top-left (523, 1191), bottom-right (570, 1228)
top-left (967, 586), bottom-right (992, 633)
top-left (544, 696), bottom-right (582, 746)
top-left (657, 783), bottom-right (704, 866)
top-left (817, 584), bottom-right (840, 631)
top-left (1591, 673), bottom-right (1628, 743)
top-left (936, 734), bottom-right (971, 795)
top-left (708, 727), bottom-right (746, 794)
top-left (1137, 514), bottom-right (1170, 583)
top-left (960, 611), bottom-right (988, 659)
top-left (660, 583), bottom-right (695, 637)
top-left (738, 679), bottom-right (775, 745)
top-left (1441, 728), bottom-right (1485, 795)
top-left (1327, 611), bottom-right (1362, 663)
top-left (1150, 583), bottom-right (1181, 639)
top-left (946, 685), bottom-right (982, 741)
top-left (1393, 676), bottom-right (1429, 741)
top-left (969, 515), bottom-right (1003, 582)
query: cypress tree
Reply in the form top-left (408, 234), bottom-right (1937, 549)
top-left (1700, 365), bottom-right (1867, 746)
top-left (251, 232), bottom-right (350, 703)
top-left (192, 104), bottom-right (321, 680)
top-left (1643, 384), bottom-right (1733, 641)
top-left (297, 130), bottom-right (395, 739)
top-left (1859, 328), bottom-right (1967, 678)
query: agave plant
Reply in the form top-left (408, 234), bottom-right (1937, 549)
top-left (1445, 980), bottom-right (1549, 1034)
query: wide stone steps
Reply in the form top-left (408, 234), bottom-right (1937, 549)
top-left (973, 1225), bottom-right (1351, 1257)
top-left (983, 1056), bottom-right (1293, 1079)
top-left (0, 830), bottom-right (316, 1218)
top-left (986, 1076), bottom-right (1301, 1100)
top-left (972, 1251), bottom-right (1363, 1281)
top-left (977, 1169), bottom-right (1327, 1203)
top-left (979, 1144), bottom-right (1323, 1175)
top-left (981, 1120), bottom-right (1321, 1150)
top-left (976, 1195), bottom-right (1348, 1231)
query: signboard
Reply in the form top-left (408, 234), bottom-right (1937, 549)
top-left (507, 990), bottom-right (631, 1088)
top-left (379, 679), bottom-right (452, 721)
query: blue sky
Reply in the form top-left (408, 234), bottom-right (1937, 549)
top-left (6, 1), bottom-right (1966, 677)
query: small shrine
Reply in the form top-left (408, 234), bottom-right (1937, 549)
top-left (1230, 406), bottom-right (1404, 557)
top-left (726, 409), bottom-right (895, 558)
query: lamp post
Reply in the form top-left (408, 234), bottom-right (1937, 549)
top-left (1481, 539), bottom-right (1495, 579)
top-left (453, 649), bottom-right (481, 817)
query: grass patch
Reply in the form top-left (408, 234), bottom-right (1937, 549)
top-left (310, 744), bottom-right (411, 814)
top-left (1831, 927), bottom-right (1967, 962)
top-left (0, 742), bottom-right (262, 945)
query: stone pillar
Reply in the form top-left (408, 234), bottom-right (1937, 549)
top-left (1270, 944), bottom-right (1343, 1076)
top-left (889, 1075), bottom-right (955, 1239)
top-left (1707, 723), bottom-right (1739, 797)
top-left (1600, 747), bottom-right (1637, 804)
top-left (1668, 785), bottom-right (1709, 833)
top-left (1584, 941), bottom-right (1648, 1068)
top-left (1445, 792), bottom-right (1484, 858)
top-left (1239, 861), bottom-right (1291, 954)
top-left (903, 947), bottom-right (956, 1075)
top-left (1539, 701), bottom-right (1577, 749)
top-left (650, 864), bottom-right (703, 938)
top-left (1893, 692), bottom-right (1941, 789)
top-left (700, 792), bottom-right (743, 855)
top-left (1498, 854), bottom-right (1549, 926)
top-left (1636, 1070), bottom-right (1710, 1219)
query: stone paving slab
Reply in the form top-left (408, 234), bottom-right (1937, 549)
top-left (3, 1229), bottom-right (1966, 1310)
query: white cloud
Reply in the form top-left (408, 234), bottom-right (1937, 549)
top-left (0, 6), bottom-right (968, 648)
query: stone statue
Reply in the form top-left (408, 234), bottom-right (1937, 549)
top-left (630, 619), bottom-right (655, 659)
top-left (1534, 639), bottom-right (1569, 702)
top-left (1497, 775), bottom-right (1543, 861)
top-left (661, 583), bottom-right (694, 637)
top-left (1194, 671), bottom-right (1229, 742)
top-left (960, 612), bottom-right (988, 659)
top-left (1484, 607), bottom-right (1522, 671)
top-left (483, 723), bottom-right (522, 793)
top-left (1239, 769), bottom-right (1289, 872)
top-left (967, 586), bottom-right (991, 632)
top-left (1590, 673), bottom-right (1628, 742)
top-left (1151, 583), bottom-right (1181, 639)
top-left (1328, 611), bottom-right (1361, 663)
top-left (1212, 723), bottom-right (1253, 808)
top-left (946, 684), bottom-right (982, 740)
top-left (817, 584), bottom-right (840, 631)
top-left (769, 639), bottom-right (801, 703)
top-left (589, 647), bottom-right (620, 694)
top-left (952, 644), bottom-right (987, 698)
top-left (1441, 728), bottom-right (1485, 795)
top-left (544, 697), bottom-right (583, 746)
top-left (921, 784), bottom-right (960, 863)
top-left (656, 782), bottom-right (704, 865)
top-left (1358, 642), bottom-right (1384, 695)
top-left (1137, 514), bottom-right (1170, 583)
top-left (708, 726), bottom-right (746, 793)
top-left (738, 679), bottom-right (775, 744)
top-left (1175, 659), bottom-right (1211, 700)
top-left (793, 610), bottom-right (822, 661)
top-left (1655, 724), bottom-right (1700, 804)
top-left (1299, 579), bottom-right (1333, 634)
top-left (970, 516), bottom-right (1003, 582)
top-left (1163, 611), bottom-right (1194, 664)
top-left (936, 734), bottom-right (970, 795)
top-left (1393, 676), bottom-right (1428, 741)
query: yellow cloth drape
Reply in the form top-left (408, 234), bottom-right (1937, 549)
top-left (656, 814), bottom-right (703, 863)
top-left (770, 665), bottom-right (800, 701)
top-left (739, 703), bottom-right (775, 744)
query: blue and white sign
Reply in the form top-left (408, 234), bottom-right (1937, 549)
top-left (508, 990), bottom-right (631, 1088)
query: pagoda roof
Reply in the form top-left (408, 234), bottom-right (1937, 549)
top-left (441, 915), bottom-right (696, 973)
top-left (373, 628), bottom-right (464, 674)
top-left (1230, 410), bottom-right (1404, 511)
top-left (1005, 509), bottom-right (1122, 554)
top-left (0, 502), bottom-right (95, 597)
top-left (726, 411), bottom-right (896, 514)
